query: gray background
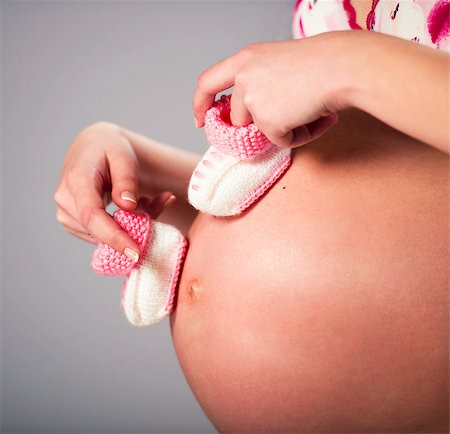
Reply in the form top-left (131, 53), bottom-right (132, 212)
top-left (1, 1), bottom-right (293, 433)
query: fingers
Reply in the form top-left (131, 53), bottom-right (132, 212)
top-left (56, 206), bottom-right (99, 244)
top-left (230, 88), bottom-right (252, 127)
top-left (138, 192), bottom-right (176, 220)
top-left (73, 177), bottom-right (142, 262)
top-left (56, 206), bottom-right (95, 238)
top-left (65, 226), bottom-right (98, 245)
top-left (108, 150), bottom-right (139, 211)
top-left (273, 130), bottom-right (295, 149)
top-left (290, 113), bottom-right (339, 147)
top-left (255, 112), bottom-right (339, 149)
top-left (57, 172), bottom-right (177, 264)
top-left (193, 56), bottom-right (238, 128)
top-left (57, 191), bottom-right (177, 255)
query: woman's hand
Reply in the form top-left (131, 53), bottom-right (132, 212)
top-left (54, 121), bottom-right (175, 262)
top-left (194, 30), bottom-right (449, 153)
top-left (193, 32), bottom-right (349, 149)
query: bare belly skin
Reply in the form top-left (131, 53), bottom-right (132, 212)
top-left (170, 109), bottom-right (449, 433)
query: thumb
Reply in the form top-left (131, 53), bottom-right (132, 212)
top-left (108, 151), bottom-right (139, 211)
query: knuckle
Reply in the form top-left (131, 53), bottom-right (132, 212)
top-left (65, 170), bottom-right (80, 191)
top-left (243, 92), bottom-right (255, 110)
top-left (274, 125), bottom-right (291, 141)
top-left (196, 70), bottom-right (210, 90)
top-left (55, 208), bottom-right (65, 224)
top-left (84, 121), bottom-right (118, 135)
top-left (266, 116), bottom-right (290, 139)
top-left (115, 175), bottom-right (137, 191)
top-left (234, 71), bottom-right (247, 88)
top-left (79, 206), bottom-right (97, 229)
top-left (239, 43), bottom-right (257, 58)
top-left (91, 121), bottom-right (113, 130)
top-left (256, 108), bottom-right (272, 127)
top-left (109, 229), bottom-right (125, 251)
top-left (53, 189), bottom-right (62, 204)
top-left (270, 112), bottom-right (289, 133)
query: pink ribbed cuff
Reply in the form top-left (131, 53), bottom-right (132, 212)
top-left (204, 94), bottom-right (272, 159)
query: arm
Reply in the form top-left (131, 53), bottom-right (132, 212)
top-left (332, 30), bottom-right (449, 154)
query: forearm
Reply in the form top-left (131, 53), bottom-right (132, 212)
top-left (333, 31), bottom-right (449, 154)
top-left (118, 125), bottom-right (201, 234)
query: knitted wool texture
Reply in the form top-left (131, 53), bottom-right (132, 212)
top-left (188, 94), bottom-right (292, 216)
top-left (204, 95), bottom-right (272, 159)
top-left (92, 210), bottom-right (151, 275)
top-left (92, 210), bottom-right (187, 327)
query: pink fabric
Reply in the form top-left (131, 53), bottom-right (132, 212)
top-left (366, 0), bottom-right (380, 30)
top-left (91, 210), bottom-right (151, 276)
top-left (292, 0), bottom-right (358, 38)
top-left (189, 152), bottom-right (221, 195)
top-left (343, 0), bottom-right (362, 30)
top-left (428, 0), bottom-right (450, 45)
top-left (92, 209), bottom-right (187, 317)
top-left (204, 94), bottom-right (272, 159)
top-left (293, 0), bottom-right (450, 52)
top-left (369, 0), bottom-right (450, 50)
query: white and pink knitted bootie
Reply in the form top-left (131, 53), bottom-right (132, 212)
top-left (188, 94), bottom-right (292, 216)
top-left (91, 209), bottom-right (187, 327)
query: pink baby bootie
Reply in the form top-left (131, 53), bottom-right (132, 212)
top-left (91, 209), bottom-right (187, 327)
top-left (188, 94), bottom-right (292, 216)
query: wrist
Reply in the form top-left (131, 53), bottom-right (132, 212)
top-left (322, 30), bottom-right (369, 114)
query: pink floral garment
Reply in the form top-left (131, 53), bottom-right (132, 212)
top-left (292, 0), bottom-right (450, 52)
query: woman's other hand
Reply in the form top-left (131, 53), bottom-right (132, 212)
top-left (194, 30), bottom-right (450, 154)
top-left (193, 32), bottom-right (350, 148)
top-left (53, 121), bottom-right (174, 262)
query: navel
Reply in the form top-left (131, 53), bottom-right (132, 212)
top-left (187, 278), bottom-right (202, 302)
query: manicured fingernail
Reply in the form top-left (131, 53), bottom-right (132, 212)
top-left (124, 247), bottom-right (139, 263)
top-left (121, 191), bottom-right (137, 204)
top-left (194, 117), bottom-right (199, 128)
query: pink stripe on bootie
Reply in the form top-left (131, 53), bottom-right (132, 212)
top-left (188, 94), bottom-right (292, 216)
top-left (92, 209), bottom-right (187, 327)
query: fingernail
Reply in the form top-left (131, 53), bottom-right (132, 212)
top-left (124, 247), bottom-right (139, 263)
top-left (121, 191), bottom-right (137, 204)
top-left (194, 117), bottom-right (199, 128)
top-left (164, 194), bottom-right (177, 208)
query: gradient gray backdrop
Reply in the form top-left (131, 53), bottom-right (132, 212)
top-left (1, 1), bottom-right (293, 432)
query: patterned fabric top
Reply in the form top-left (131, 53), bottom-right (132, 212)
top-left (292, 0), bottom-right (450, 51)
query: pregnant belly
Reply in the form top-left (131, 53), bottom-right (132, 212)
top-left (170, 110), bottom-right (449, 433)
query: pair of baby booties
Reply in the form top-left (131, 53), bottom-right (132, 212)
top-left (92, 95), bottom-right (292, 326)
